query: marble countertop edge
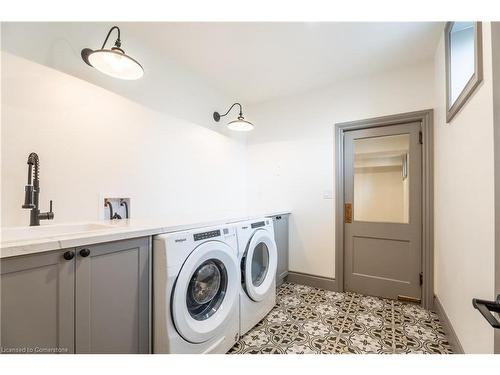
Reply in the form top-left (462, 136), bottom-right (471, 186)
top-left (0, 211), bottom-right (291, 258)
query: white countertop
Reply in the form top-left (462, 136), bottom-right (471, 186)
top-left (0, 211), bottom-right (291, 259)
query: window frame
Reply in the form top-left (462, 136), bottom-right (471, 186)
top-left (445, 22), bottom-right (483, 123)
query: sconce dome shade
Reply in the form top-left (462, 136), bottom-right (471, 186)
top-left (227, 117), bottom-right (254, 132)
top-left (85, 48), bottom-right (144, 80)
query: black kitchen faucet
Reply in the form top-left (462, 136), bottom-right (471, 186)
top-left (22, 152), bottom-right (54, 226)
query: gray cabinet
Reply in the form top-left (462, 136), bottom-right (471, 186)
top-left (75, 237), bottom-right (151, 354)
top-left (0, 237), bottom-right (151, 354)
top-left (270, 214), bottom-right (289, 287)
top-left (1, 249), bottom-right (75, 353)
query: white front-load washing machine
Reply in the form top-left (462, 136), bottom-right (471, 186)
top-left (153, 224), bottom-right (240, 353)
top-left (235, 218), bottom-right (278, 335)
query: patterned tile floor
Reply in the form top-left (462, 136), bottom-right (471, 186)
top-left (229, 282), bottom-right (453, 354)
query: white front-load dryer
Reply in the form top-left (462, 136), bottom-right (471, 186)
top-left (153, 224), bottom-right (240, 353)
top-left (235, 218), bottom-right (278, 336)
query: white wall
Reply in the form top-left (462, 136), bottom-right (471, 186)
top-left (1, 53), bottom-right (248, 227)
top-left (434, 23), bottom-right (496, 353)
top-left (246, 63), bottom-right (435, 279)
top-left (0, 23), bottom-right (232, 128)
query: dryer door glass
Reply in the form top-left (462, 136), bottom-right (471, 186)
top-left (186, 259), bottom-right (227, 321)
top-left (243, 229), bottom-right (278, 302)
top-left (251, 242), bottom-right (269, 287)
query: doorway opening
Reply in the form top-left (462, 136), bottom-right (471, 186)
top-left (334, 110), bottom-right (434, 310)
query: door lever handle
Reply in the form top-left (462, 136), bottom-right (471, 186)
top-left (472, 295), bottom-right (500, 329)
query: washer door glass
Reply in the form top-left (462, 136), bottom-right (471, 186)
top-left (251, 242), bottom-right (269, 287)
top-left (171, 240), bottom-right (238, 344)
top-left (187, 259), bottom-right (227, 321)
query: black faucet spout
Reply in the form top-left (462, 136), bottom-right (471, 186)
top-left (22, 153), bottom-right (54, 226)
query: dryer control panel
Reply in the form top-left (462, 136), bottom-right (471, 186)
top-left (251, 221), bottom-right (267, 229)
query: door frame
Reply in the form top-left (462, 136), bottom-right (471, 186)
top-left (491, 21), bottom-right (500, 354)
top-left (334, 109), bottom-right (434, 310)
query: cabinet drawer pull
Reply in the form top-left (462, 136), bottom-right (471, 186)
top-left (276, 216), bottom-right (282, 220)
top-left (63, 251), bottom-right (75, 260)
top-left (79, 248), bottom-right (91, 257)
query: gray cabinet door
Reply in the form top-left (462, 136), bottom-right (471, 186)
top-left (272, 214), bottom-right (289, 286)
top-left (1, 249), bottom-right (75, 354)
top-left (75, 237), bottom-right (151, 354)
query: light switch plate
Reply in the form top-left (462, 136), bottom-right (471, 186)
top-left (323, 190), bottom-right (333, 199)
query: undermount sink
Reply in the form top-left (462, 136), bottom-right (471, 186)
top-left (1, 223), bottom-right (114, 243)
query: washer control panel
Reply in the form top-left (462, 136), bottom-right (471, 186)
top-left (193, 229), bottom-right (221, 241)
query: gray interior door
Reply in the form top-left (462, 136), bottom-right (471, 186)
top-left (1, 249), bottom-right (75, 353)
top-left (343, 122), bottom-right (422, 301)
top-left (75, 237), bottom-right (150, 354)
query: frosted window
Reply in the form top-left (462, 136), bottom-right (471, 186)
top-left (449, 22), bottom-right (475, 104)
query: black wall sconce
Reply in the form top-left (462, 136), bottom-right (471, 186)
top-left (81, 25), bottom-right (143, 80)
top-left (213, 102), bottom-right (254, 131)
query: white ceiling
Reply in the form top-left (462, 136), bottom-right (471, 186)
top-left (2, 22), bottom-right (443, 106)
top-left (127, 22), bottom-right (443, 103)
